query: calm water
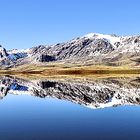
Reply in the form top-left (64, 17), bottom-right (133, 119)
top-left (0, 75), bottom-right (140, 140)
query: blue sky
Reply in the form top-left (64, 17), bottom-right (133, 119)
top-left (0, 0), bottom-right (140, 50)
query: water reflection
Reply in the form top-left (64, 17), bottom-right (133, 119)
top-left (0, 75), bottom-right (140, 109)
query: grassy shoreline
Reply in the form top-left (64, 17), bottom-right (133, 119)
top-left (0, 64), bottom-right (140, 76)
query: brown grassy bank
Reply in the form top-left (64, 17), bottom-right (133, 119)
top-left (0, 64), bottom-right (140, 76)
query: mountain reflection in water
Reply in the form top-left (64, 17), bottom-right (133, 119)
top-left (0, 75), bottom-right (140, 109)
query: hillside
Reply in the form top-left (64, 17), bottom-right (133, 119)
top-left (0, 33), bottom-right (140, 70)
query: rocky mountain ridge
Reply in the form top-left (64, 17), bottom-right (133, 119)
top-left (0, 33), bottom-right (140, 68)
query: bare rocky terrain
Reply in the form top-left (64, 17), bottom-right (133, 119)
top-left (0, 33), bottom-right (140, 69)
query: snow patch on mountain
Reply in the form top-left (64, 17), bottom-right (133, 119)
top-left (84, 33), bottom-right (121, 46)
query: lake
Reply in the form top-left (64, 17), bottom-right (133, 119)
top-left (0, 75), bottom-right (140, 140)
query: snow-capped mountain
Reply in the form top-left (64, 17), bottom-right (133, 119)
top-left (0, 76), bottom-right (140, 109)
top-left (0, 33), bottom-right (140, 68)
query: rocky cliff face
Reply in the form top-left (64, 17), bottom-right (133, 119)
top-left (0, 76), bottom-right (140, 109)
top-left (0, 45), bottom-right (8, 58)
top-left (0, 33), bottom-right (140, 68)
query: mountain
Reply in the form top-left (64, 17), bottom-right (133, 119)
top-left (0, 75), bottom-right (140, 109)
top-left (0, 33), bottom-right (140, 68)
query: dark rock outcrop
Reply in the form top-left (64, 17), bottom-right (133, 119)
top-left (0, 45), bottom-right (8, 58)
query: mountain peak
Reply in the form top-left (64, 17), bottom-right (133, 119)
top-left (84, 33), bottom-right (120, 46)
top-left (0, 33), bottom-right (140, 68)
top-left (84, 33), bottom-right (118, 38)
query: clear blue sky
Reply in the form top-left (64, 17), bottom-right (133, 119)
top-left (0, 0), bottom-right (140, 50)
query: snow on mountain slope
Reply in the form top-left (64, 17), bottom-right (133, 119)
top-left (8, 53), bottom-right (28, 61)
top-left (0, 33), bottom-right (140, 68)
top-left (7, 48), bottom-right (30, 60)
top-left (84, 33), bottom-right (121, 47)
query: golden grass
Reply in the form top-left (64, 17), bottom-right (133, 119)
top-left (0, 64), bottom-right (140, 79)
